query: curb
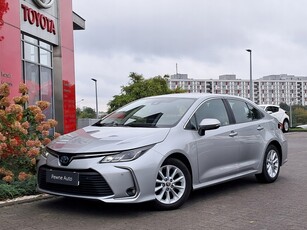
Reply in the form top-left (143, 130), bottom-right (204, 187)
top-left (0, 194), bottom-right (54, 207)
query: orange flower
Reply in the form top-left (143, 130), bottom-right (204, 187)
top-left (34, 139), bottom-right (42, 147)
top-left (48, 119), bottom-right (58, 128)
top-left (36, 101), bottom-right (50, 111)
top-left (0, 97), bottom-right (10, 107)
top-left (9, 138), bottom-right (18, 147)
top-left (6, 104), bottom-right (23, 114)
top-left (31, 158), bottom-right (36, 165)
top-left (13, 96), bottom-right (22, 104)
top-left (27, 147), bottom-right (40, 157)
top-left (0, 132), bottom-right (6, 141)
top-left (42, 138), bottom-right (51, 145)
top-left (35, 113), bottom-right (46, 122)
top-left (21, 121), bottom-right (30, 129)
top-left (21, 147), bottom-right (28, 153)
top-left (18, 172), bottom-right (29, 181)
top-left (0, 83), bottom-right (10, 97)
top-left (36, 125), bottom-right (44, 132)
top-left (21, 95), bottom-right (29, 104)
top-left (26, 140), bottom-right (36, 147)
top-left (0, 143), bottom-right (7, 149)
top-left (28, 105), bottom-right (42, 115)
top-left (42, 122), bottom-right (50, 130)
top-left (19, 83), bottom-right (28, 94)
top-left (2, 175), bottom-right (13, 183)
top-left (0, 168), bottom-right (13, 177)
top-left (0, 110), bottom-right (5, 117)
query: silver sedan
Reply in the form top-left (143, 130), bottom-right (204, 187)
top-left (37, 93), bottom-right (288, 210)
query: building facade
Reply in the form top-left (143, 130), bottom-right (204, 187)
top-left (168, 74), bottom-right (307, 106)
top-left (0, 0), bottom-right (85, 134)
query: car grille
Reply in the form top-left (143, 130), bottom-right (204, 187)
top-left (38, 166), bottom-right (114, 197)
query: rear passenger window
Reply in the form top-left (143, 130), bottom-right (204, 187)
top-left (229, 100), bottom-right (264, 123)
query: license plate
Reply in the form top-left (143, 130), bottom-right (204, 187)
top-left (46, 169), bottom-right (79, 186)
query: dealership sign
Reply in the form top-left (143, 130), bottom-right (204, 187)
top-left (21, 4), bottom-right (56, 35)
top-left (20, 1), bottom-right (58, 45)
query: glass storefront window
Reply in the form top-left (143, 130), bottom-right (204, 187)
top-left (40, 49), bottom-right (52, 67)
top-left (24, 43), bottom-right (39, 63)
top-left (41, 67), bottom-right (53, 119)
top-left (22, 34), bottom-right (54, 119)
top-left (25, 63), bottom-right (40, 105)
top-left (40, 41), bottom-right (51, 50)
top-left (24, 35), bottom-right (38, 45)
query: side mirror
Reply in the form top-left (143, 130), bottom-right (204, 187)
top-left (198, 118), bottom-right (221, 136)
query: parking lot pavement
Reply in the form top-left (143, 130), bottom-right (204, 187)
top-left (1, 132), bottom-right (307, 230)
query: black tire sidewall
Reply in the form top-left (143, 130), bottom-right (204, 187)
top-left (283, 120), bottom-right (289, 132)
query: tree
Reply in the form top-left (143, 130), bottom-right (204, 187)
top-left (107, 72), bottom-right (185, 113)
top-left (77, 107), bottom-right (96, 118)
top-left (292, 106), bottom-right (307, 126)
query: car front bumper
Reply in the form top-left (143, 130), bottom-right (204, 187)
top-left (37, 149), bottom-right (163, 203)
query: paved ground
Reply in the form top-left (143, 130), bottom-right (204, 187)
top-left (1, 132), bottom-right (307, 230)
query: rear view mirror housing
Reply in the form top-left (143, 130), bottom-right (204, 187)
top-left (198, 118), bottom-right (221, 136)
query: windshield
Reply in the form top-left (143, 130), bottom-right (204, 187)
top-left (94, 97), bottom-right (196, 128)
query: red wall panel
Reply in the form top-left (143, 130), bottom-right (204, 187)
top-left (57, 0), bottom-right (76, 133)
top-left (0, 0), bottom-right (22, 98)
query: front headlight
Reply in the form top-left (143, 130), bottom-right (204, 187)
top-left (99, 145), bottom-right (154, 163)
top-left (41, 147), bottom-right (49, 158)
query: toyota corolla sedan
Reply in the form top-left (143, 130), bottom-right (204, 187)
top-left (37, 94), bottom-right (288, 210)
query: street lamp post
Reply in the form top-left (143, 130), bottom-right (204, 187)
top-left (91, 78), bottom-right (98, 119)
top-left (246, 49), bottom-right (253, 102)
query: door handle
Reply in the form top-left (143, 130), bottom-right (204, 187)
top-left (257, 126), bottom-right (264, 131)
top-left (229, 131), bottom-right (238, 137)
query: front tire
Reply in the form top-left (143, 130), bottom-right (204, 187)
top-left (256, 145), bottom-right (280, 183)
top-left (153, 158), bottom-right (191, 210)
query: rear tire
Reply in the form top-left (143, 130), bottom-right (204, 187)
top-left (153, 158), bottom-right (191, 210)
top-left (282, 119), bottom-right (289, 132)
top-left (256, 145), bottom-right (280, 183)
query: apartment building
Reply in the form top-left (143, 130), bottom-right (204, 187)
top-left (168, 74), bottom-right (307, 106)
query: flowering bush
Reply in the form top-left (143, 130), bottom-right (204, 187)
top-left (0, 82), bottom-right (60, 185)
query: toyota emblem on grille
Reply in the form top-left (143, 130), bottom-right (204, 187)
top-left (59, 155), bottom-right (70, 166)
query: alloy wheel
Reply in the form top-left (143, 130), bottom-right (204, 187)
top-left (266, 149), bottom-right (279, 178)
top-left (155, 164), bottom-right (186, 204)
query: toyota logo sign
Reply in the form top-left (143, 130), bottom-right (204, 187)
top-left (33, 0), bottom-right (55, 9)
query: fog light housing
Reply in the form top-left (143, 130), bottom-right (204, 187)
top-left (126, 187), bottom-right (136, 196)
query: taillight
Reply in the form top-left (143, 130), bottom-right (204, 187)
top-left (278, 122), bottom-right (283, 130)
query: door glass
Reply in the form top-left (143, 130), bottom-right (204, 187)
top-left (194, 99), bottom-right (229, 126)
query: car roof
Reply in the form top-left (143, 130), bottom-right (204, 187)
top-left (259, 104), bottom-right (280, 107)
top-left (147, 93), bottom-right (251, 101)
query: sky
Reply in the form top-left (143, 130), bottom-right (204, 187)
top-left (72, 0), bottom-right (307, 111)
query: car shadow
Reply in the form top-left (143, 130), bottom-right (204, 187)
top-left (35, 175), bottom-right (285, 216)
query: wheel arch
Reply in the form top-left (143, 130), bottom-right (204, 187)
top-left (268, 140), bottom-right (283, 163)
top-left (165, 153), bottom-right (193, 181)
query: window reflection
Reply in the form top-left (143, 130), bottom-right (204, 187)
top-left (22, 34), bottom-right (53, 119)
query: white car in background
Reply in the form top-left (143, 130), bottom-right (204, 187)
top-left (259, 105), bottom-right (290, 132)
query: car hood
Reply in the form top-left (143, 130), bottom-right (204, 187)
top-left (47, 126), bottom-right (170, 153)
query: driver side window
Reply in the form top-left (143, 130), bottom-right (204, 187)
top-left (186, 99), bottom-right (229, 130)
